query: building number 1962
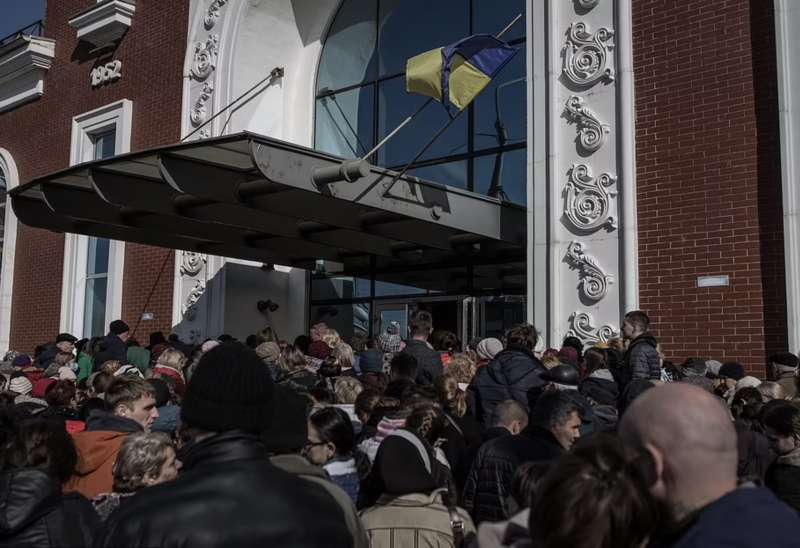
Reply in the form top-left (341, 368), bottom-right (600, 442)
top-left (91, 61), bottom-right (122, 87)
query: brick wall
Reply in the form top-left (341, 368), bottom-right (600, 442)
top-left (0, 0), bottom-right (188, 352)
top-left (633, 0), bottom-right (785, 373)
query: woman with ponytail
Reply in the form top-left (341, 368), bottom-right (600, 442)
top-left (434, 374), bottom-right (482, 491)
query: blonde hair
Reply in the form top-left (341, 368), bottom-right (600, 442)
top-left (321, 328), bottom-right (341, 349)
top-left (156, 348), bottom-right (187, 371)
top-left (434, 373), bottom-right (467, 418)
top-left (332, 342), bottom-right (354, 369)
top-left (334, 376), bottom-right (363, 405)
top-left (447, 353), bottom-right (477, 385)
top-left (542, 355), bottom-right (560, 370)
top-left (112, 432), bottom-right (174, 493)
top-left (607, 338), bottom-right (625, 352)
top-left (101, 360), bottom-right (123, 375)
top-left (280, 345), bottom-right (308, 373)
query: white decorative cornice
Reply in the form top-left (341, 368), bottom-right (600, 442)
top-left (566, 311), bottom-right (618, 346)
top-left (0, 36), bottom-right (55, 113)
top-left (563, 21), bottom-right (615, 86)
top-left (564, 95), bottom-right (610, 153)
top-left (564, 163), bottom-right (617, 232)
top-left (68, 0), bottom-right (136, 48)
top-left (565, 241), bottom-right (614, 302)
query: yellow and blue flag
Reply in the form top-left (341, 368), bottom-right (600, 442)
top-left (406, 34), bottom-right (518, 111)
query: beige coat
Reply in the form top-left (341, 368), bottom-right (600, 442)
top-left (360, 489), bottom-right (476, 548)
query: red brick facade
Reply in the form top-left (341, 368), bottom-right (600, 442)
top-left (633, 0), bottom-right (786, 373)
top-left (0, 0), bottom-right (188, 352)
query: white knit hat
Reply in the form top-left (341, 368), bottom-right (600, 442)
top-left (58, 366), bottom-right (77, 381)
top-left (736, 376), bottom-right (762, 391)
top-left (8, 376), bottom-right (33, 395)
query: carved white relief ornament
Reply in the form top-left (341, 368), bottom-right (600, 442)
top-left (565, 241), bottom-right (614, 301)
top-left (190, 82), bottom-right (214, 127)
top-left (182, 280), bottom-right (206, 321)
top-left (566, 311), bottom-right (618, 346)
top-left (563, 21), bottom-right (615, 86)
top-left (577, 0), bottom-right (601, 9)
top-left (564, 163), bottom-right (617, 232)
top-left (180, 251), bottom-right (207, 276)
top-left (191, 34), bottom-right (218, 80)
top-left (204, 0), bottom-right (228, 29)
top-left (564, 95), bottom-right (610, 153)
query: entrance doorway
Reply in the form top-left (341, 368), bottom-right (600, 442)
top-left (374, 297), bottom-right (461, 342)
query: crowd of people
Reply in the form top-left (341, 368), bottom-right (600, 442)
top-left (1, 310), bottom-right (800, 547)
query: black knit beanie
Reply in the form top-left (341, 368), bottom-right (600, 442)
top-left (181, 342), bottom-right (276, 433)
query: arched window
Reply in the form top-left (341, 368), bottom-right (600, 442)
top-left (315, 0), bottom-right (527, 204)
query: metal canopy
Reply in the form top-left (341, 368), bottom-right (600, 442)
top-left (10, 132), bottom-right (526, 289)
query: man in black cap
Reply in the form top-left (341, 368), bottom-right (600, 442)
top-left (96, 343), bottom-right (352, 548)
top-left (769, 352), bottom-right (799, 399)
top-left (35, 332), bottom-right (78, 368)
top-left (92, 320), bottom-right (130, 370)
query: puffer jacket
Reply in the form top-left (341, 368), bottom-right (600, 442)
top-left (401, 339), bottom-right (443, 385)
top-left (469, 345), bottom-right (546, 425)
top-left (64, 411), bottom-right (142, 499)
top-left (95, 431), bottom-right (352, 547)
top-left (0, 468), bottom-right (100, 548)
top-left (624, 334), bottom-right (660, 380)
top-left (462, 426), bottom-right (563, 524)
top-left (360, 488), bottom-right (475, 548)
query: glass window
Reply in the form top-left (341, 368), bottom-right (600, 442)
top-left (315, 86), bottom-right (374, 158)
top-left (473, 148), bottom-right (526, 204)
top-left (374, 279), bottom-right (427, 297)
top-left (87, 237), bottom-right (110, 276)
top-left (83, 277), bottom-right (108, 338)
top-left (408, 160), bottom-right (468, 190)
top-left (310, 303), bottom-right (370, 341)
top-left (376, 306), bottom-right (408, 338)
top-left (378, 0), bottom-right (469, 77)
top-left (473, 49), bottom-right (526, 151)
top-left (480, 296), bottom-right (525, 339)
top-left (311, 275), bottom-right (371, 300)
top-left (472, 0), bottom-right (526, 41)
top-left (378, 76), bottom-right (467, 166)
top-left (92, 129), bottom-right (116, 160)
top-left (317, 0), bottom-right (377, 91)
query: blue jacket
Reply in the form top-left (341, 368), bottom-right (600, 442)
top-left (659, 486), bottom-right (800, 548)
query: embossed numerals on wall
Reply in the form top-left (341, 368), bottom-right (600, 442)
top-left (90, 60), bottom-right (122, 87)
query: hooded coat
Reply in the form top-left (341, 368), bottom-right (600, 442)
top-left (64, 411), bottom-right (142, 499)
top-left (92, 333), bottom-right (127, 370)
top-left (0, 468), bottom-right (99, 548)
top-left (624, 333), bottom-right (660, 380)
top-left (469, 344), bottom-right (546, 425)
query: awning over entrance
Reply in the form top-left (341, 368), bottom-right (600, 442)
top-left (10, 133), bottom-right (526, 289)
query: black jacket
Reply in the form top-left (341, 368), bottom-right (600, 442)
top-left (0, 468), bottom-right (99, 548)
top-left (92, 333), bottom-right (128, 370)
top-left (35, 343), bottom-right (59, 369)
top-left (400, 339), bottom-right (443, 385)
top-left (96, 431), bottom-right (352, 548)
top-left (462, 426), bottom-right (563, 524)
top-left (469, 345), bottom-right (546, 425)
top-left (766, 461), bottom-right (800, 513)
top-left (624, 334), bottom-right (660, 380)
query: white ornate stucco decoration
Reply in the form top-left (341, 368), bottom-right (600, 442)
top-left (564, 95), bottom-right (610, 153)
top-left (564, 163), bottom-right (617, 231)
top-left (187, 328), bottom-right (203, 344)
top-left (565, 241), bottom-right (614, 301)
top-left (204, 0), bottom-right (229, 29)
top-left (566, 311), bottom-right (618, 346)
top-left (191, 34), bottom-right (218, 80)
top-left (190, 82), bottom-right (214, 126)
top-left (182, 280), bottom-right (206, 321)
top-left (180, 251), bottom-right (207, 276)
top-left (563, 22), bottom-right (615, 86)
top-left (576, 0), bottom-right (601, 9)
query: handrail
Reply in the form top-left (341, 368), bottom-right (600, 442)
top-left (0, 20), bottom-right (45, 49)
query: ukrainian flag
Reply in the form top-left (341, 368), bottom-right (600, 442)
top-left (406, 34), bottom-right (518, 111)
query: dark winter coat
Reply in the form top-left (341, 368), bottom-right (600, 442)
top-left (469, 345), bottom-right (546, 425)
top-left (34, 343), bottom-right (59, 369)
top-left (96, 431), bottom-right (352, 548)
top-left (462, 426), bottom-right (563, 524)
top-left (400, 339), bottom-right (443, 385)
top-left (0, 468), bottom-right (100, 548)
top-left (652, 486), bottom-right (800, 547)
top-left (734, 420), bottom-right (773, 482)
top-left (765, 450), bottom-right (800, 513)
top-left (624, 334), bottom-right (660, 380)
top-left (92, 333), bottom-right (128, 369)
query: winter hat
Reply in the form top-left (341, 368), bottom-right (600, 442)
top-left (255, 342), bottom-right (281, 363)
top-left (359, 348), bottom-right (384, 374)
top-left (181, 343), bottom-right (276, 433)
top-left (11, 354), bottom-right (31, 368)
top-left (201, 339), bottom-right (220, 353)
top-left (32, 377), bottom-right (56, 398)
top-left (375, 430), bottom-right (440, 495)
top-left (9, 376), bottom-right (33, 395)
top-left (476, 338), bottom-right (503, 361)
top-left (43, 363), bottom-right (60, 379)
top-left (114, 364), bottom-right (144, 378)
top-left (56, 333), bottom-right (78, 344)
top-left (58, 367), bottom-right (77, 381)
top-left (736, 376), bottom-right (762, 391)
top-left (541, 364), bottom-right (580, 386)
top-left (378, 333), bottom-right (403, 354)
top-left (680, 357), bottom-right (708, 377)
top-left (261, 386), bottom-right (309, 453)
top-left (718, 361), bottom-right (745, 381)
top-left (557, 347), bottom-right (579, 367)
top-left (148, 331), bottom-right (167, 348)
top-left (705, 360), bottom-right (723, 377)
top-left (308, 340), bottom-right (332, 360)
top-left (109, 320), bottom-right (130, 335)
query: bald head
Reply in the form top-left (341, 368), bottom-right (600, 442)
top-left (619, 384), bottom-right (738, 517)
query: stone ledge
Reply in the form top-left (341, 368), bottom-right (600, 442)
top-left (0, 36), bottom-right (55, 113)
top-left (68, 0), bottom-right (136, 48)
